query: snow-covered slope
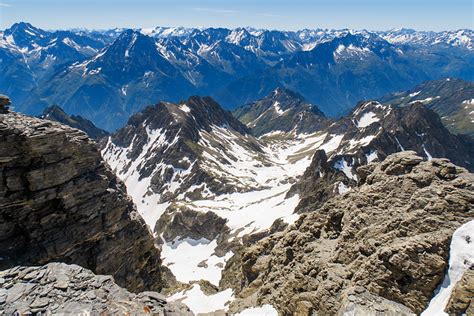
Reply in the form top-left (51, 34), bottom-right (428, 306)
top-left (101, 95), bottom-right (474, 314)
top-left (100, 96), bottom-right (351, 313)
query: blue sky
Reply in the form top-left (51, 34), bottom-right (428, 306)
top-left (0, 0), bottom-right (472, 31)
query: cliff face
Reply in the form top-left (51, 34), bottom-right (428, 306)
top-left (0, 111), bottom-right (162, 293)
top-left (229, 152), bottom-right (474, 315)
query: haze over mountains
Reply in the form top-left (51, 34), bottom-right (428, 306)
top-left (1, 22), bottom-right (473, 130)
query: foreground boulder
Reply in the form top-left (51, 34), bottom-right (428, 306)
top-left (0, 111), bottom-right (163, 292)
top-left (0, 263), bottom-right (191, 315)
top-left (230, 152), bottom-right (474, 314)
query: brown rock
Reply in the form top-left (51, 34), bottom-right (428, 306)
top-left (445, 267), bottom-right (474, 316)
top-left (229, 152), bottom-right (474, 315)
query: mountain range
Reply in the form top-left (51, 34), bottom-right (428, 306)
top-left (1, 20), bottom-right (474, 315)
top-left (1, 22), bottom-right (473, 130)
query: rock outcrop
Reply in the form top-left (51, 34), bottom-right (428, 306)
top-left (229, 152), bottom-right (474, 315)
top-left (0, 111), bottom-right (163, 293)
top-left (445, 266), bottom-right (474, 315)
top-left (0, 94), bottom-right (11, 113)
top-left (0, 263), bottom-right (192, 315)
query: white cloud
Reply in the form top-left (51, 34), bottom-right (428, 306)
top-left (0, 2), bottom-right (11, 7)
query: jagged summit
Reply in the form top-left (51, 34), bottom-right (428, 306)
top-left (379, 78), bottom-right (474, 136)
top-left (3, 22), bottom-right (48, 48)
top-left (39, 105), bottom-right (109, 139)
top-left (103, 96), bottom-right (258, 207)
top-left (233, 87), bottom-right (331, 136)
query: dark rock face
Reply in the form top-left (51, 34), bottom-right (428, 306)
top-left (155, 205), bottom-right (229, 243)
top-left (0, 263), bottom-right (192, 315)
top-left (233, 87), bottom-right (331, 136)
top-left (0, 112), bottom-right (163, 293)
top-left (289, 149), bottom-right (353, 213)
top-left (39, 105), bottom-right (109, 139)
top-left (229, 152), bottom-right (474, 315)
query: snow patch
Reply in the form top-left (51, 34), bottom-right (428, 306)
top-left (273, 101), bottom-right (288, 115)
top-left (357, 111), bottom-right (379, 128)
top-left (236, 305), bottom-right (279, 315)
top-left (334, 159), bottom-right (357, 181)
top-left (169, 284), bottom-right (234, 315)
top-left (180, 103), bottom-right (191, 113)
top-left (366, 150), bottom-right (378, 163)
top-left (421, 220), bottom-right (474, 316)
top-left (320, 134), bottom-right (344, 153)
top-left (462, 98), bottom-right (474, 105)
top-left (422, 144), bottom-right (433, 160)
top-left (338, 182), bottom-right (351, 194)
top-left (161, 237), bottom-right (233, 286)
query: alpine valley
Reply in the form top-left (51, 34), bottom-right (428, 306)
top-left (0, 20), bottom-right (474, 316)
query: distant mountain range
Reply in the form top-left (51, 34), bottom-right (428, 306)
top-left (1, 22), bottom-right (473, 130)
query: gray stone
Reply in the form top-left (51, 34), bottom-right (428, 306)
top-left (0, 112), bottom-right (164, 293)
top-left (0, 263), bottom-right (192, 315)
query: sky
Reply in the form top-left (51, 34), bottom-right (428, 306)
top-left (0, 0), bottom-right (472, 31)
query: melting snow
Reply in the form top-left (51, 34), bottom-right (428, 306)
top-left (421, 220), bottom-right (474, 316)
top-left (169, 284), bottom-right (234, 314)
top-left (236, 305), bottom-right (279, 315)
top-left (334, 159), bottom-right (357, 181)
top-left (357, 111), bottom-right (379, 128)
top-left (180, 103), bottom-right (191, 113)
top-left (161, 237), bottom-right (233, 286)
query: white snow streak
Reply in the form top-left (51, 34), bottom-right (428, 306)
top-left (421, 221), bottom-right (474, 316)
top-left (236, 305), bottom-right (279, 315)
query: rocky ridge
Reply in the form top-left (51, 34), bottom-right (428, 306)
top-left (233, 87), bottom-right (331, 136)
top-left (102, 96), bottom-right (260, 208)
top-left (39, 105), bottom-right (109, 139)
top-left (0, 111), bottom-right (163, 293)
top-left (446, 266), bottom-right (474, 315)
top-left (0, 263), bottom-right (191, 315)
top-left (227, 151), bottom-right (474, 315)
top-left (291, 100), bottom-right (474, 213)
top-left (379, 78), bottom-right (474, 136)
